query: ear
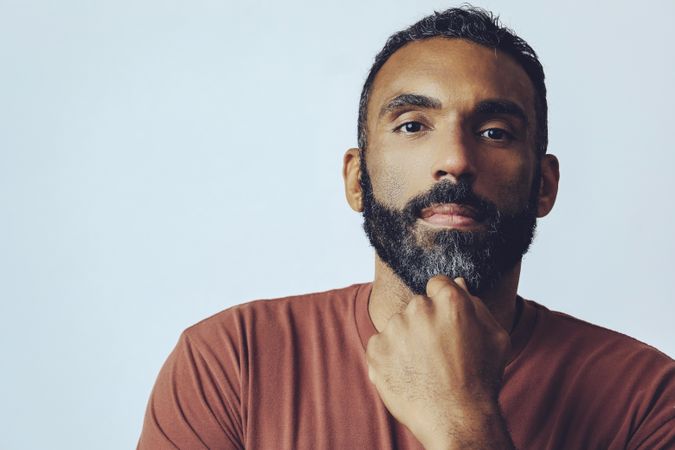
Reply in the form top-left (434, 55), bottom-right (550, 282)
top-left (343, 147), bottom-right (364, 212)
top-left (536, 154), bottom-right (560, 218)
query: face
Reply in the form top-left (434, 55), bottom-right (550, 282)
top-left (356, 38), bottom-right (545, 294)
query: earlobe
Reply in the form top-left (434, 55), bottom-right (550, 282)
top-left (343, 147), bottom-right (364, 212)
top-left (536, 154), bottom-right (560, 218)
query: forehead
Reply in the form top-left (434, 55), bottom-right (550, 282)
top-left (368, 37), bottom-right (536, 125)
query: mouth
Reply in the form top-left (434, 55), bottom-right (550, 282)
top-left (418, 203), bottom-right (484, 229)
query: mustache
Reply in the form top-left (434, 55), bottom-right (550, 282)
top-left (402, 179), bottom-right (499, 224)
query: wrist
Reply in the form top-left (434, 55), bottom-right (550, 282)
top-left (422, 402), bottom-right (514, 450)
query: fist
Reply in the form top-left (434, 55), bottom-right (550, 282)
top-left (365, 275), bottom-right (511, 449)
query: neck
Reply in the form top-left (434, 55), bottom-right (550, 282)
top-left (368, 256), bottom-right (522, 334)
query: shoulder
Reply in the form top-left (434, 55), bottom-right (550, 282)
top-left (522, 299), bottom-right (675, 446)
top-left (525, 299), bottom-right (673, 362)
top-left (182, 282), bottom-right (370, 346)
top-left (534, 300), bottom-right (675, 392)
top-left (512, 298), bottom-right (675, 388)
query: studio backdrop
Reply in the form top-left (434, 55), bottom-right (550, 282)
top-left (1, 1), bottom-right (673, 449)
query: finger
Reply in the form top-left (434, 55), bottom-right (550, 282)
top-left (453, 277), bottom-right (470, 293)
top-left (425, 275), bottom-right (475, 315)
top-left (405, 295), bottom-right (431, 315)
top-left (425, 274), bottom-right (456, 299)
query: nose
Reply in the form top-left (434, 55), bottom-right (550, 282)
top-left (430, 129), bottom-right (477, 184)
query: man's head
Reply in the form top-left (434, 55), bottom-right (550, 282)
top-left (343, 6), bottom-right (560, 295)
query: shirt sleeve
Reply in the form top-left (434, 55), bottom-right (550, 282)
top-left (627, 351), bottom-right (675, 450)
top-left (137, 325), bottom-right (245, 450)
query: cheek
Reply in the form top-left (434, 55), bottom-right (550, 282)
top-left (484, 159), bottom-right (535, 212)
top-left (368, 151), bottom-right (428, 208)
top-left (368, 161), bottom-right (405, 207)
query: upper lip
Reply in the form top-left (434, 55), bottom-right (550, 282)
top-left (420, 203), bottom-right (481, 220)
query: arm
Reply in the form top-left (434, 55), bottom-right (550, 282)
top-left (137, 330), bottom-right (244, 450)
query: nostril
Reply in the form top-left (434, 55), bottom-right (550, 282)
top-left (434, 170), bottom-right (475, 185)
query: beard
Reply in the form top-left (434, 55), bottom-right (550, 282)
top-left (360, 155), bottom-right (539, 295)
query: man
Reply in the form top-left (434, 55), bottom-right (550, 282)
top-left (138, 6), bottom-right (675, 449)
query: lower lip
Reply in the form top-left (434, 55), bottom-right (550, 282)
top-left (421, 214), bottom-right (481, 228)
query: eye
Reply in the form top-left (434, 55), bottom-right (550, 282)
top-left (478, 128), bottom-right (514, 142)
top-left (394, 121), bottom-right (426, 134)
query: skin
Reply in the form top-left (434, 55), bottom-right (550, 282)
top-left (342, 38), bottom-right (560, 449)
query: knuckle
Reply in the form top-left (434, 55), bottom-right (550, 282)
top-left (406, 295), bottom-right (428, 313)
top-left (387, 312), bottom-right (405, 329)
top-left (438, 284), bottom-right (456, 299)
top-left (426, 275), bottom-right (453, 296)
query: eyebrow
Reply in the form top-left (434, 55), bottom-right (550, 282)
top-left (378, 94), bottom-right (529, 126)
top-left (474, 99), bottom-right (529, 126)
top-left (378, 93), bottom-right (442, 118)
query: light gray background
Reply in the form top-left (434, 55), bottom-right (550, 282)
top-left (1, 0), bottom-right (673, 449)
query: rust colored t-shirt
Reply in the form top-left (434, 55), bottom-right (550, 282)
top-left (138, 283), bottom-right (675, 449)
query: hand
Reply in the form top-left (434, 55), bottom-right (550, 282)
top-left (365, 275), bottom-right (514, 450)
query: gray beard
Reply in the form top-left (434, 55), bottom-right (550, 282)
top-left (359, 157), bottom-right (539, 295)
